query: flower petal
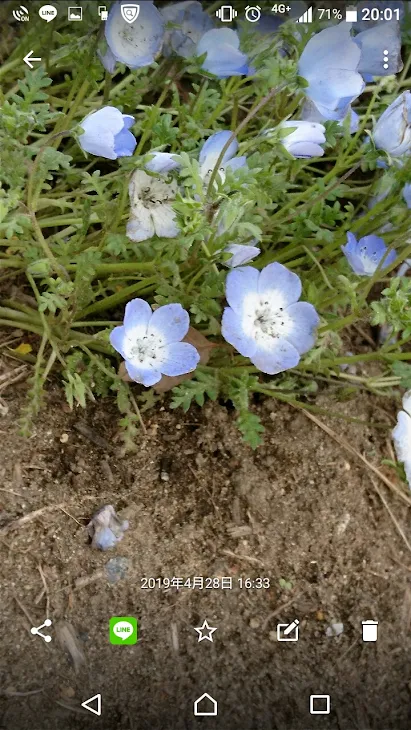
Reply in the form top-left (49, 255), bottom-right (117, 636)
top-left (221, 306), bottom-right (257, 357)
top-left (225, 266), bottom-right (259, 313)
top-left (225, 155), bottom-right (247, 172)
top-left (157, 341), bottom-right (200, 376)
top-left (286, 141), bottom-right (325, 158)
top-left (145, 151), bottom-right (181, 173)
top-left (79, 106), bottom-right (124, 159)
top-left (223, 244), bottom-right (260, 268)
top-left (147, 303), bottom-right (189, 343)
top-left (258, 262), bottom-right (302, 307)
top-left (355, 21), bottom-right (403, 76)
top-left (252, 338), bottom-right (301, 375)
top-left (105, 0), bottom-right (164, 68)
top-left (123, 298), bottom-right (152, 331)
top-left (282, 302), bottom-right (320, 354)
top-left (126, 205), bottom-right (155, 241)
top-left (199, 131), bottom-right (239, 169)
top-left (113, 127), bottom-right (137, 157)
top-left (125, 359), bottom-right (162, 386)
top-left (152, 204), bottom-right (179, 238)
top-left (109, 325), bottom-right (128, 358)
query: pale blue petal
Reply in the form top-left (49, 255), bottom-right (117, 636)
top-left (355, 22), bottom-right (403, 76)
top-left (123, 298), bottom-right (152, 331)
top-left (93, 527), bottom-right (118, 550)
top-left (79, 106), bottom-right (124, 159)
top-left (199, 131), bottom-right (238, 168)
top-left (147, 303), bottom-right (189, 343)
top-left (285, 141), bottom-right (325, 158)
top-left (225, 266), bottom-right (259, 313)
top-left (113, 127), bottom-right (137, 157)
top-left (342, 232), bottom-right (397, 276)
top-left (109, 325), bottom-right (127, 358)
top-left (374, 91), bottom-right (411, 157)
top-left (221, 306), bottom-right (257, 357)
top-left (98, 46), bottom-right (117, 73)
top-left (224, 244), bottom-right (260, 268)
top-left (122, 115), bottom-right (135, 130)
top-left (258, 263), bottom-right (302, 305)
top-left (197, 28), bottom-right (249, 78)
top-left (157, 341), bottom-right (200, 375)
top-left (392, 411), bottom-right (411, 466)
top-left (105, 1), bottom-right (164, 69)
top-left (283, 302), bottom-right (320, 354)
top-left (145, 152), bottom-right (181, 173)
top-left (125, 359), bottom-right (162, 386)
top-left (252, 339), bottom-right (300, 375)
top-left (225, 156), bottom-right (247, 172)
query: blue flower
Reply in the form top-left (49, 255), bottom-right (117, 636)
top-left (354, 22), bottom-right (403, 77)
top-left (273, 120), bottom-right (326, 158)
top-left (199, 130), bottom-right (247, 183)
top-left (298, 23), bottom-right (365, 121)
top-left (392, 391), bottom-right (411, 489)
top-left (197, 28), bottom-right (251, 77)
top-left (374, 92), bottom-right (411, 158)
top-left (223, 243), bottom-right (261, 268)
top-left (221, 263), bottom-right (320, 375)
top-left (161, 1), bottom-right (213, 58)
top-left (110, 299), bottom-right (200, 386)
top-left (78, 106), bottom-right (136, 160)
top-left (103, 1), bottom-right (164, 71)
top-left (341, 232), bottom-right (397, 276)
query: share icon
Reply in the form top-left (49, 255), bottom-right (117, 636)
top-left (30, 618), bottom-right (52, 643)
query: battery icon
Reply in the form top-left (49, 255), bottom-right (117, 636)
top-left (345, 8), bottom-right (358, 22)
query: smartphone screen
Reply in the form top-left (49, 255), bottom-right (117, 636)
top-left (0, 1), bottom-right (410, 729)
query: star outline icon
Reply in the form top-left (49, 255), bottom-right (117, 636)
top-left (194, 619), bottom-right (217, 642)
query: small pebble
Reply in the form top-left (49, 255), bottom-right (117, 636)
top-left (326, 622), bottom-right (344, 637)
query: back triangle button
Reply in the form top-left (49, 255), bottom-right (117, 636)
top-left (81, 693), bottom-right (102, 716)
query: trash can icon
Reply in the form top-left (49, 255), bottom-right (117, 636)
top-left (362, 620), bottom-right (378, 642)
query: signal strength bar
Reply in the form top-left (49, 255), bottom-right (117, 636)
top-left (296, 6), bottom-right (313, 22)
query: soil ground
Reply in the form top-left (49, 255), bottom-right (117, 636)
top-left (0, 377), bottom-right (411, 730)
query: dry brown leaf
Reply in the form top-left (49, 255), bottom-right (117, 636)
top-left (118, 327), bottom-right (216, 394)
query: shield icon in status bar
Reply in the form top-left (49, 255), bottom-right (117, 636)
top-left (121, 4), bottom-right (140, 23)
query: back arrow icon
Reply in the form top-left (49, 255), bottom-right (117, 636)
top-left (23, 51), bottom-right (42, 69)
top-left (81, 694), bottom-right (102, 716)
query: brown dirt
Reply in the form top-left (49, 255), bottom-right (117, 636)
top-left (0, 382), bottom-right (411, 730)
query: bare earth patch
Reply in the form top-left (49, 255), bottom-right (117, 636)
top-left (0, 386), bottom-right (410, 729)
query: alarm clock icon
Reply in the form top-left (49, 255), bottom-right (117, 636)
top-left (245, 5), bottom-right (261, 22)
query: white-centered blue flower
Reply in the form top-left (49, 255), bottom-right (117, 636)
top-left (103, 0), bottom-right (164, 70)
top-left (354, 22), bottom-right (403, 77)
top-left (161, 0), bottom-right (213, 58)
top-left (373, 92), bottom-right (411, 158)
top-left (392, 391), bottom-right (411, 490)
top-left (221, 263), bottom-right (320, 375)
top-left (78, 106), bottom-right (136, 160)
top-left (199, 130), bottom-right (247, 184)
top-left (341, 232), bottom-right (397, 276)
top-left (127, 169), bottom-right (179, 242)
top-left (298, 23), bottom-right (365, 121)
top-left (110, 299), bottom-right (200, 387)
top-left (270, 121), bottom-right (326, 159)
top-left (197, 28), bottom-right (251, 78)
top-left (223, 243), bottom-right (261, 268)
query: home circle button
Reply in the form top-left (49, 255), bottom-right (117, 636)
top-left (194, 693), bottom-right (218, 716)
